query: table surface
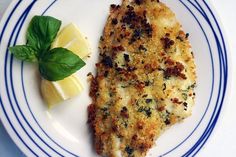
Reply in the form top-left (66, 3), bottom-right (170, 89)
top-left (0, 0), bottom-right (236, 157)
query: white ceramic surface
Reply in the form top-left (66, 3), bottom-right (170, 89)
top-left (0, 0), bottom-right (231, 157)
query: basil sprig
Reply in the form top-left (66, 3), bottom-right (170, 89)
top-left (9, 45), bottom-right (37, 62)
top-left (9, 16), bottom-right (85, 81)
top-left (39, 48), bottom-right (85, 81)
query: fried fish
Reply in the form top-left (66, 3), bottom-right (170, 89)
top-left (88, 0), bottom-right (196, 156)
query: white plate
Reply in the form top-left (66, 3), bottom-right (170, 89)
top-left (0, 0), bottom-right (230, 157)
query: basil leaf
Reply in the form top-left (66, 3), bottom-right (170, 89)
top-left (26, 16), bottom-right (61, 54)
top-left (39, 48), bottom-right (85, 81)
top-left (9, 45), bottom-right (37, 62)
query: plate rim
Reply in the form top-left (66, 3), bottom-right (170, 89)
top-left (0, 0), bottom-right (231, 157)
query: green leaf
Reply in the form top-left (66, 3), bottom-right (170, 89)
top-left (9, 45), bottom-right (37, 62)
top-left (39, 48), bottom-right (85, 81)
top-left (26, 15), bottom-right (61, 54)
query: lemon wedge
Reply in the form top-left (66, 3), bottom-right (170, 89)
top-left (41, 75), bottom-right (83, 108)
top-left (41, 23), bottom-right (91, 108)
top-left (41, 23), bottom-right (89, 108)
top-left (52, 23), bottom-right (90, 58)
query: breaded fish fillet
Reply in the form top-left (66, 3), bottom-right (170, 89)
top-left (88, 0), bottom-right (196, 157)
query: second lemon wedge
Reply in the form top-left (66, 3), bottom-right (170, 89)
top-left (41, 75), bottom-right (83, 108)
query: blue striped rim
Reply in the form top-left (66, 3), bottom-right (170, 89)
top-left (4, 0), bottom-right (78, 156)
top-left (181, 1), bottom-right (222, 156)
top-left (0, 1), bottom-right (38, 156)
top-left (183, 1), bottom-right (228, 156)
top-left (0, 0), bottom-right (228, 156)
top-left (0, 1), bottom-right (21, 43)
top-left (7, 0), bottom-right (66, 156)
top-left (4, 1), bottom-right (52, 156)
top-left (3, 0), bottom-right (78, 156)
top-left (1, 0), bottom-right (69, 156)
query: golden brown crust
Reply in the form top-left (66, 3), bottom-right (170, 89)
top-left (88, 0), bottom-right (196, 157)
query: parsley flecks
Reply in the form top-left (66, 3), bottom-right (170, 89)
top-left (125, 146), bottom-right (134, 155)
top-left (138, 106), bottom-right (152, 117)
